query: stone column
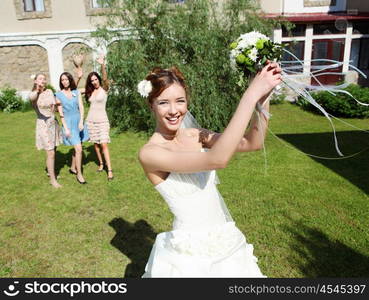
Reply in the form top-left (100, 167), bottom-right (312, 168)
top-left (343, 22), bottom-right (353, 73)
top-left (304, 24), bottom-right (314, 75)
top-left (273, 27), bottom-right (282, 43)
top-left (44, 38), bottom-right (64, 89)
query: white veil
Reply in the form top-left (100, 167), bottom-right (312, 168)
top-left (180, 110), bottom-right (201, 129)
top-left (180, 111), bottom-right (234, 222)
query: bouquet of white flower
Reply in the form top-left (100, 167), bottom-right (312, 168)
top-left (229, 31), bottom-right (283, 76)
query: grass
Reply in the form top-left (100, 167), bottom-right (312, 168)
top-left (0, 102), bottom-right (368, 277)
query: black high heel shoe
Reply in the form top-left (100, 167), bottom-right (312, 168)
top-left (76, 173), bottom-right (87, 184)
top-left (77, 178), bottom-right (87, 184)
top-left (69, 169), bottom-right (77, 175)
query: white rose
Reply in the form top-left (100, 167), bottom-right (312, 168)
top-left (137, 80), bottom-right (153, 98)
top-left (248, 47), bottom-right (258, 62)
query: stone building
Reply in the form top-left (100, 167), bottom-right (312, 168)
top-left (0, 0), bottom-right (111, 98)
top-left (260, 0), bottom-right (369, 86)
top-left (1, 0), bottom-right (369, 98)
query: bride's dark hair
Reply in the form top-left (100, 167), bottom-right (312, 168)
top-left (146, 66), bottom-right (189, 104)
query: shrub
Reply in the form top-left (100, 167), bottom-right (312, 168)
top-left (270, 93), bottom-right (286, 105)
top-left (94, 0), bottom-right (285, 132)
top-left (296, 84), bottom-right (369, 118)
top-left (21, 100), bottom-right (33, 112)
top-left (45, 84), bottom-right (56, 94)
top-left (0, 87), bottom-right (24, 113)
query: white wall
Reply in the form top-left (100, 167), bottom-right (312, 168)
top-left (283, 0), bottom-right (346, 13)
top-left (0, 0), bottom-right (106, 34)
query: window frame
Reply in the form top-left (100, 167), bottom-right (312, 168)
top-left (14, 0), bottom-right (51, 20)
top-left (90, 0), bottom-right (109, 9)
top-left (84, 0), bottom-right (111, 16)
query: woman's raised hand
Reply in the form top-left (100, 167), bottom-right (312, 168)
top-left (96, 53), bottom-right (105, 65)
top-left (247, 61), bottom-right (282, 101)
top-left (76, 67), bottom-right (83, 79)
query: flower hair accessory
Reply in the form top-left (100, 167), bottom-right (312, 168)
top-left (30, 74), bottom-right (36, 80)
top-left (137, 80), bottom-right (152, 98)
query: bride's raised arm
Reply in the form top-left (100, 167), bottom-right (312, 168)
top-left (139, 62), bottom-right (281, 174)
top-left (200, 93), bottom-right (272, 152)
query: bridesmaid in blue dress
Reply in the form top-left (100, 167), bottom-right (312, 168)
top-left (56, 72), bottom-right (89, 184)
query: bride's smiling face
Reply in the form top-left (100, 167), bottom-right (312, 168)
top-left (151, 83), bottom-right (188, 133)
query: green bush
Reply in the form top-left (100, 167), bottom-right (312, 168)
top-left (21, 100), bottom-right (33, 112)
top-left (94, 0), bottom-right (285, 132)
top-left (0, 87), bottom-right (24, 113)
top-left (270, 93), bottom-right (286, 105)
top-left (296, 84), bottom-right (369, 118)
top-left (45, 84), bottom-right (56, 94)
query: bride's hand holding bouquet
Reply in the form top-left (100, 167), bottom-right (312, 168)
top-left (247, 61), bottom-right (282, 101)
top-left (230, 31), bottom-right (283, 91)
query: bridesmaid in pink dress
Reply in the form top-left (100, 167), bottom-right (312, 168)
top-left (84, 54), bottom-right (114, 180)
top-left (29, 73), bottom-right (62, 188)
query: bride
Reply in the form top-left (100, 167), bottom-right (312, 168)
top-left (138, 62), bottom-right (281, 277)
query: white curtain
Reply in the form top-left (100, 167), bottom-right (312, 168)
top-left (24, 0), bottom-right (44, 12)
top-left (350, 40), bottom-right (360, 69)
top-left (35, 0), bottom-right (45, 12)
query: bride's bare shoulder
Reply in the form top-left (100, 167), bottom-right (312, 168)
top-left (140, 141), bottom-right (160, 152)
top-left (139, 140), bottom-right (166, 164)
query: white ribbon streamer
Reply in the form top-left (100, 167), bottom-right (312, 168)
top-left (278, 48), bottom-right (369, 156)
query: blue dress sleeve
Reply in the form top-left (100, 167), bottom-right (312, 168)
top-left (55, 91), bottom-right (63, 102)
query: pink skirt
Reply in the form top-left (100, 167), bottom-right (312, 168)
top-left (86, 120), bottom-right (110, 144)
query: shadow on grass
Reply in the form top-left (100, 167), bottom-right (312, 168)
top-left (54, 144), bottom-right (99, 177)
top-left (55, 148), bottom-right (74, 176)
top-left (109, 217), bottom-right (157, 278)
top-left (277, 130), bottom-right (369, 194)
top-left (283, 220), bottom-right (369, 277)
top-left (84, 144), bottom-right (100, 168)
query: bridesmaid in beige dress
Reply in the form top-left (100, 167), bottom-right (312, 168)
top-left (29, 73), bottom-right (62, 188)
top-left (84, 54), bottom-right (114, 180)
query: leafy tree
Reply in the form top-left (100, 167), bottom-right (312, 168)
top-left (94, 0), bottom-right (283, 132)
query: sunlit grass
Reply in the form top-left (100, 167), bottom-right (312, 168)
top-left (0, 103), bottom-right (368, 277)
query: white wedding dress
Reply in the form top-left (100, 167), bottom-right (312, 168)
top-left (142, 156), bottom-right (266, 278)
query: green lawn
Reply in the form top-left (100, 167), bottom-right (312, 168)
top-left (0, 103), bottom-right (368, 277)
